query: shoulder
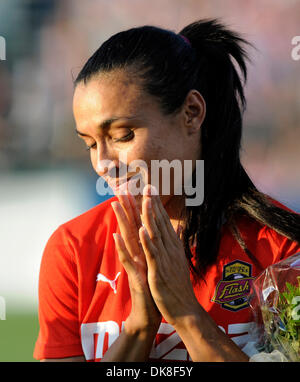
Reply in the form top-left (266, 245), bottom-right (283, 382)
top-left (56, 196), bottom-right (117, 239)
top-left (232, 196), bottom-right (300, 266)
top-left (266, 196), bottom-right (297, 213)
top-left (44, 196), bottom-right (118, 255)
top-left (236, 196), bottom-right (297, 241)
top-left (63, 196), bottom-right (117, 230)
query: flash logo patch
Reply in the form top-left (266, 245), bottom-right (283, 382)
top-left (212, 260), bottom-right (254, 311)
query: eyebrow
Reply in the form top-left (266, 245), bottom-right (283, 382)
top-left (75, 116), bottom-right (138, 136)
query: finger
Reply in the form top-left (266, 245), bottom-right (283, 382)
top-left (151, 194), bottom-right (171, 248)
top-left (111, 201), bottom-right (141, 260)
top-left (143, 184), bottom-right (173, 247)
top-left (154, 190), bottom-right (180, 241)
top-left (141, 192), bottom-right (164, 249)
top-left (113, 232), bottom-right (135, 273)
top-left (126, 189), bottom-right (143, 231)
top-left (117, 193), bottom-right (139, 234)
top-left (119, 191), bottom-right (144, 254)
top-left (138, 226), bottom-right (158, 268)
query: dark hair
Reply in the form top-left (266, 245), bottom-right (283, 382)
top-left (75, 19), bottom-right (300, 280)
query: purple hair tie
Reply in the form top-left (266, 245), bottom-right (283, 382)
top-left (180, 34), bottom-right (191, 47)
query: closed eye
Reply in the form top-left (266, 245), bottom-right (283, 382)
top-left (85, 131), bottom-right (134, 151)
top-left (85, 142), bottom-right (97, 151)
top-left (113, 130), bottom-right (134, 143)
top-left (78, 126), bottom-right (135, 152)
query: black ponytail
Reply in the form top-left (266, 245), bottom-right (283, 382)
top-left (75, 19), bottom-right (300, 280)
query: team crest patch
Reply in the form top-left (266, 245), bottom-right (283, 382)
top-left (212, 260), bottom-right (254, 311)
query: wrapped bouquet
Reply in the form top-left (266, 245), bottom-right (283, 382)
top-left (248, 252), bottom-right (300, 362)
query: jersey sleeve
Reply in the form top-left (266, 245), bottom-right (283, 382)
top-left (33, 226), bottom-right (83, 360)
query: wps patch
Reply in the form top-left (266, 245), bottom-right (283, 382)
top-left (212, 260), bottom-right (254, 311)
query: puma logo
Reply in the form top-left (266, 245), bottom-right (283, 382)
top-left (96, 272), bottom-right (121, 294)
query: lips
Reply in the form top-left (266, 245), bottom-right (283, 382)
top-left (106, 173), bottom-right (140, 194)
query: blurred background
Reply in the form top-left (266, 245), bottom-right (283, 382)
top-left (0, 0), bottom-right (299, 361)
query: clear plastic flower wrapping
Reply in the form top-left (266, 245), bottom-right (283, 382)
top-left (248, 252), bottom-right (300, 362)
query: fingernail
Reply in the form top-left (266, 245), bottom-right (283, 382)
top-left (143, 226), bottom-right (150, 239)
top-left (143, 184), bottom-right (158, 196)
top-left (150, 185), bottom-right (158, 196)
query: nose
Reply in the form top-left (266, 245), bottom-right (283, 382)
top-left (94, 142), bottom-right (119, 177)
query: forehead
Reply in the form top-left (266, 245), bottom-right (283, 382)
top-left (73, 70), bottom-right (155, 125)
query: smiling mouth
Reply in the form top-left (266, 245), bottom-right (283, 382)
top-left (106, 173), bottom-right (141, 192)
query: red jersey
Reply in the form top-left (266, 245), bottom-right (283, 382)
top-left (33, 196), bottom-right (300, 361)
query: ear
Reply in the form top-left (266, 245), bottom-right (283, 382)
top-left (182, 90), bottom-right (206, 135)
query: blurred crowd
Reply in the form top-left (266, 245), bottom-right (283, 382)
top-left (0, 0), bottom-right (299, 205)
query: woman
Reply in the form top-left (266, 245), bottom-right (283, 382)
top-left (33, 19), bottom-right (300, 362)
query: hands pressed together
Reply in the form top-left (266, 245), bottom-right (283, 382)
top-left (111, 184), bottom-right (200, 335)
top-left (109, 184), bottom-right (249, 362)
